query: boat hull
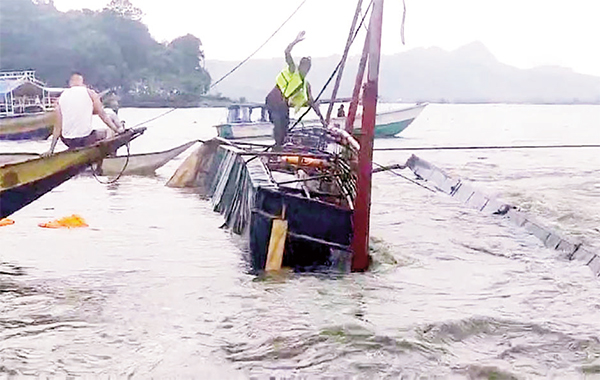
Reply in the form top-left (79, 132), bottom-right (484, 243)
top-left (0, 112), bottom-right (55, 141)
top-left (215, 121), bottom-right (273, 140)
top-left (168, 141), bottom-right (353, 272)
top-left (347, 103), bottom-right (428, 137)
top-left (0, 140), bottom-right (196, 177)
top-left (0, 128), bottom-right (145, 218)
top-left (98, 140), bottom-right (197, 176)
top-left (249, 187), bottom-right (353, 271)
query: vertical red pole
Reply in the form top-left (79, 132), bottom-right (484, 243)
top-left (345, 22), bottom-right (371, 133)
top-left (351, 0), bottom-right (384, 272)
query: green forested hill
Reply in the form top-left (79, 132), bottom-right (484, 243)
top-left (0, 0), bottom-right (212, 106)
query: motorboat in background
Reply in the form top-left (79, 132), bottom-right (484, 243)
top-left (214, 102), bottom-right (428, 140)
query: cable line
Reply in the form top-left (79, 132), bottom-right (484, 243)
top-left (373, 143), bottom-right (600, 151)
top-left (210, 0), bottom-right (309, 90)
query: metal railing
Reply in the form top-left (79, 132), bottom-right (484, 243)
top-left (0, 70), bottom-right (45, 85)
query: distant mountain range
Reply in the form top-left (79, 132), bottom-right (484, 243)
top-left (205, 42), bottom-right (600, 104)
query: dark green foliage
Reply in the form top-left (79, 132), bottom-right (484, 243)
top-left (0, 0), bottom-right (211, 105)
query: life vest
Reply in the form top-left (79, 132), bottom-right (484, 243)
top-left (275, 66), bottom-right (309, 112)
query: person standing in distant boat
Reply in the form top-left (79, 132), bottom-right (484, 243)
top-left (44, 72), bottom-right (122, 156)
top-left (266, 31), bottom-right (325, 150)
top-left (337, 104), bottom-right (346, 118)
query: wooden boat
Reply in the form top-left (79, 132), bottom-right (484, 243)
top-left (0, 140), bottom-right (197, 176)
top-left (343, 102), bottom-right (428, 137)
top-left (97, 140), bottom-right (198, 176)
top-left (167, 127), bottom-right (358, 272)
top-left (172, 0), bottom-right (390, 273)
top-left (214, 103), bottom-right (272, 140)
top-left (214, 102), bottom-right (428, 140)
top-left (0, 112), bottom-right (55, 140)
top-left (406, 154), bottom-right (600, 277)
top-left (0, 128), bottom-right (145, 218)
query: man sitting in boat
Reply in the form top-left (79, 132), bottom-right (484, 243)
top-left (102, 93), bottom-right (124, 137)
top-left (44, 72), bottom-right (122, 156)
top-left (265, 31), bottom-right (325, 150)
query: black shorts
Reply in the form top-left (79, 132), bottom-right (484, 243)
top-left (61, 130), bottom-right (103, 149)
top-left (266, 87), bottom-right (290, 146)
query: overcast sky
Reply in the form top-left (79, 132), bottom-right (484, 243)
top-left (52, 0), bottom-right (600, 76)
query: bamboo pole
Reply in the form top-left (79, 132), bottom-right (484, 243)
top-left (325, 0), bottom-right (365, 124)
top-left (345, 20), bottom-right (371, 133)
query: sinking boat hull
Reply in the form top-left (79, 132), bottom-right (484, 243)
top-left (168, 141), bottom-right (353, 272)
top-left (0, 112), bottom-right (54, 141)
top-left (249, 187), bottom-right (353, 270)
top-left (0, 128), bottom-right (145, 218)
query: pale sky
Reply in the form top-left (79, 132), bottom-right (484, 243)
top-left (52, 0), bottom-right (600, 76)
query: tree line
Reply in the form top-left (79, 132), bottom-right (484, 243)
top-left (0, 0), bottom-right (215, 106)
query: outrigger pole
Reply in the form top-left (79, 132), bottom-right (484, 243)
top-left (351, 0), bottom-right (384, 272)
top-left (345, 22), bottom-right (370, 133)
top-left (325, 0), bottom-right (364, 124)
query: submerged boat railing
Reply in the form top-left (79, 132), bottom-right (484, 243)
top-left (405, 154), bottom-right (600, 277)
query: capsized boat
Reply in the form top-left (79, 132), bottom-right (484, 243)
top-left (173, 0), bottom-right (389, 273)
top-left (405, 154), bottom-right (600, 277)
top-left (0, 128), bottom-right (146, 218)
top-left (0, 112), bottom-right (55, 140)
top-left (0, 140), bottom-right (196, 176)
top-left (214, 102), bottom-right (428, 140)
top-left (167, 126), bottom-right (358, 272)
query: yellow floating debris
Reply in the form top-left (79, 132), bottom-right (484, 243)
top-left (0, 218), bottom-right (15, 227)
top-left (39, 214), bottom-right (88, 229)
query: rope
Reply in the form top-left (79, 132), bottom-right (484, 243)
top-left (125, 1), bottom-right (308, 130)
top-left (372, 161), bottom-right (436, 193)
top-left (373, 143), bottom-right (600, 151)
top-left (209, 0), bottom-right (309, 90)
top-left (130, 108), bottom-right (177, 129)
top-left (400, 0), bottom-right (406, 45)
top-left (92, 142), bottom-right (131, 184)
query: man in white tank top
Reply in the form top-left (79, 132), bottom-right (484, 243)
top-left (44, 72), bottom-right (122, 156)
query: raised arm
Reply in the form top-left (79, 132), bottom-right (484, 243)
top-left (285, 31), bottom-right (305, 72)
top-left (89, 89), bottom-right (121, 133)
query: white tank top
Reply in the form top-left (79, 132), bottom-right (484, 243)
top-left (58, 86), bottom-right (94, 138)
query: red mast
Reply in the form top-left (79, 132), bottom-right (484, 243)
top-left (351, 0), bottom-right (384, 272)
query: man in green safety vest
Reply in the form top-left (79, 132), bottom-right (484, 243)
top-left (266, 31), bottom-right (325, 149)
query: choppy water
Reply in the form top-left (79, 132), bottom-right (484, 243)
top-left (2, 104), bottom-right (600, 378)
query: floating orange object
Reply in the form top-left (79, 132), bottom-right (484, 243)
top-left (39, 214), bottom-right (89, 229)
top-left (0, 218), bottom-right (15, 227)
